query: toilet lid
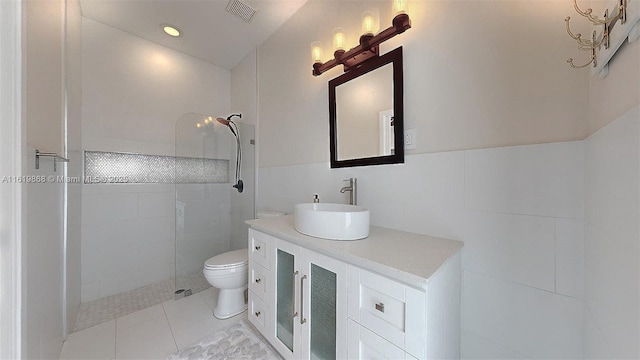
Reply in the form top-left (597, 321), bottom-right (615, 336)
top-left (204, 249), bottom-right (248, 269)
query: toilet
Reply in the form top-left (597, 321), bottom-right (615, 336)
top-left (203, 210), bottom-right (284, 319)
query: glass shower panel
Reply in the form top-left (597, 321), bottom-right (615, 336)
top-left (277, 249), bottom-right (295, 351)
top-left (310, 264), bottom-right (337, 360)
top-left (174, 113), bottom-right (254, 298)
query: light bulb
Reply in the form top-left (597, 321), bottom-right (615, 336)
top-left (361, 9), bottom-right (380, 35)
top-left (393, 0), bottom-right (407, 15)
top-left (311, 41), bottom-right (323, 64)
top-left (333, 28), bottom-right (345, 51)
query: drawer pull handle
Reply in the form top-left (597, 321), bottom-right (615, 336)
top-left (300, 274), bottom-right (307, 325)
top-left (292, 271), bottom-right (299, 318)
top-left (255, 278), bottom-right (261, 284)
top-left (255, 245), bottom-right (261, 251)
top-left (255, 311), bottom-right (261, 317)
top-left (375, 302), bottom-right (385, 313)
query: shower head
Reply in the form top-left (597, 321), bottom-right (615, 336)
top-left (215, 117), bottom-right (230, 126)
top-left (217, 114), bottom-right (243, 193)
top-left (216, 114), bottom-right (242, 124)
top-left (216, 114), bottom-right (242, 136)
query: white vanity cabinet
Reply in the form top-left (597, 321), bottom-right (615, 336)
top-left (247, 217), bottom-right (463, 360)
top-left (248, 229), bottom-right (348, 360)
top-left (347, 265), bottom-right (426, 359)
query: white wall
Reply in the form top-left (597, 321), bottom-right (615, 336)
top-left (22, 148), bottom-right (66, 359)
top-left (257, 0), bottom-right (589, 168)
top-left (80, 18), bottom-right (231, 301)
top-left (65, 0), bottom-right (83, 335)
top-left (252, 0), bottom-right (591, 357)
top-left (230, 49), bottom-right (258, 250)
top-left (0, 0), bottom-right (23, 357)
top-left (581, 18), bottom-right (640, 354)
top-left (583, 106), bottom-right (639, 359)
top-left (21, 0), bottom-right (67, 358)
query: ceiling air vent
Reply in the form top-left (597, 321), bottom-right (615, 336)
top-left (225, 0), bottom-right (257, 23)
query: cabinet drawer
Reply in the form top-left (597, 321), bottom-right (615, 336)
top-left (348, 319), bottom-right (418, 360)
top-left (348, 265), bottom-right (426, 359)
top-left (249, 262), bottom-right (271, 303)
top-left (249, 229), bottom-right (273, 269)
top-left (248, 290), bottom-right (270, 336)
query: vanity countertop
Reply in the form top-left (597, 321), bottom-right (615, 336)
top-left (246, 215), bottom-right (463, 290)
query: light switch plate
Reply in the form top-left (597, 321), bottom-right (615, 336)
top-left (404, 129), bottom-right (416, 150)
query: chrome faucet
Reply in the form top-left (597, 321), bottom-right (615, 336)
top-left (340, 178), bottom-right (357, 205)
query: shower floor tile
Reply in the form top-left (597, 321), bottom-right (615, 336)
top-left (74, 278), bottom-right (177, 332)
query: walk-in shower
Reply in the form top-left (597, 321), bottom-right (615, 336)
top-left (174, 113), bottom-right (255, 298)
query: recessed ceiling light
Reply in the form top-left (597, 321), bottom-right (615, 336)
top-left (162, 25), bottom-right (181, 37)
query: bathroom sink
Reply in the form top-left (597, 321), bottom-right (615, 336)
top-left (294, 203), bottom-right (370, 240)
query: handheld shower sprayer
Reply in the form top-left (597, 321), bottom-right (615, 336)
top-left (216, 114), bottom-right (243, 193)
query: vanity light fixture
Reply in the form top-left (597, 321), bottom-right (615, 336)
top-left (162, 24), bottom-right (181, 37)
top-left (311, 2), bottom-right (411, 76)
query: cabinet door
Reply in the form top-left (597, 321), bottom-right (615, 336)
top-left (300, 249), bottom-right (348, 360)
top-left (272, 239), bottom-right (301, 359)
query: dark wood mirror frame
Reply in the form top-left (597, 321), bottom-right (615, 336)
top-left (329, 46), bottom-right (404, 168)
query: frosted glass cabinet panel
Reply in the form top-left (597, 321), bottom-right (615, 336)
top-left (271, 238), bottom-right (347, 360)
top-left (276, 249), bottom-right (295, 351)
top-left (310, 264), bottom-right (337, 360)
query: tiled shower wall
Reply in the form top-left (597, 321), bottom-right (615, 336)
top-left (258, 140), bottom-right (585, 358)
top-left (80, 17), bottom-right (232, 302)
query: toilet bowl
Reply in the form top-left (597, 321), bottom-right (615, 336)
top-left (203, 249), bottom-right (249, 319)
top-left (203, 210), bottom-right (284, 319)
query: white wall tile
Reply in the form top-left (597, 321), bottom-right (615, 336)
top-left (462, 270), bottom-right (582, 359)
top-left (465, 141), bottom-right (584, 219)
top-left (584, 224), bottom-right (639, 358)
top-left (584, 106), bottom-right (639, 237)
top-left (583, 305), bottom-right (613, 359)
top-left (555, 218), bottom-right (584, 298)
top-left (398, 151), bottom-right (466, 239)
top-left (137, 217), bottom-right (172, 244)
top-left (81, 281), bottom-right (100, 303)
top-left (461, 329), bottom-right (529, 360)
top-left (583, 107), bottom-right (640, 359)
top-left (82, 193), bottom-right (138, 223)
top-left (461, 211), bottom-right (556, 292)
top-left (138, 192), bottom-right (174, 219)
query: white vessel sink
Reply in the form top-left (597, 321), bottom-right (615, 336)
top-left (294, 203), bottom-right (370, 240)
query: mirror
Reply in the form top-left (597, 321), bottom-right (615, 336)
top-left (329, 47), bottom-right (404, 168)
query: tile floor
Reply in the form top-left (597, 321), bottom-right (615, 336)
top-left (75, 273), bottom-right (211, 332)
top-left (60, 287), bottom-right (247, 359)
